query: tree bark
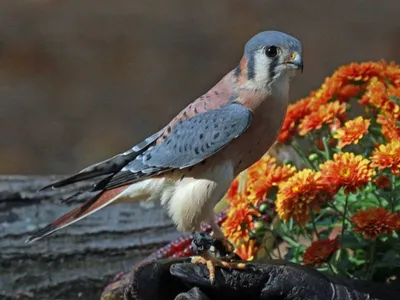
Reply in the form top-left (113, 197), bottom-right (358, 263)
top-left (0, 175), bottom-right (179, 300)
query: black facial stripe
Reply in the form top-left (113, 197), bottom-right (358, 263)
top-left (267, 56), bottom-right (278, 83)
top-left (247, 53), bottom-right (255, 80)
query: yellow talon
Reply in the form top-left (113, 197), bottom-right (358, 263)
top-left (190, 255), bottom-right (247, 284)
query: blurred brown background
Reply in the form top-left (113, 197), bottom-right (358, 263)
top-left (1, 0), bottom-right (399, 174)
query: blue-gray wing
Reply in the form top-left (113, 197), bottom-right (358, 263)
top-left (146, 103), bottom-right (252, 168)
top-left (104, 103), bottom-right (252, 189)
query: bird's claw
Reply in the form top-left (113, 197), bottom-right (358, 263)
top-left (190, 255), bottom-right (246, 285)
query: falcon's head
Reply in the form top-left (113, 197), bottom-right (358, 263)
top-left (238, 30), bottom-right (303, 91)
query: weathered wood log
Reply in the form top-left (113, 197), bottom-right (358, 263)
top-left (0, 175), bottom-right (179, 300)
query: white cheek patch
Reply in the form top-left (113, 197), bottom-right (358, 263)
top-left (254, 53), bottom-right (271, 86)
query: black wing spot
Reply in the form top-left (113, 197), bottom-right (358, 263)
top-left (194, 147), bottom-right (199, 155)
top-left (199, 133), bottom-right (204, 139)
top-left (213, 132), bottom-right (220, 139)
top-left (167, 126), bottom-right (172, 133)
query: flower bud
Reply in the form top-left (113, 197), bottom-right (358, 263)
top-left (308, 153), bottom-right (318, 161)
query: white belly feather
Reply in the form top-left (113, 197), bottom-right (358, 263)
top-left (121, 160), bottom-right (234, 232)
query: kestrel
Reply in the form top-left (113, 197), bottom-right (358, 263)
top-left (27, 30), bottom-right (303, 279)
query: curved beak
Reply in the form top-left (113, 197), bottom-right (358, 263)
top-left (287, 52), bottom-right (303, 73)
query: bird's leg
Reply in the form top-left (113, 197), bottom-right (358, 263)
top-left (209, 223), bottom-right (236, 258)
top-left (190, 228), bottom-right (246, 284)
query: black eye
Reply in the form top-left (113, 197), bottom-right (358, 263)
top-left (265, 46), bottom-right (278, 58)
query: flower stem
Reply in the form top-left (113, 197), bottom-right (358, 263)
top-left (327, 201), bottom-right (351, 222)
top-left (310, 208), bottom-right (320, 241)
top-left (322, 136), bottom-right (331, 160)
top-left (338, 195), bottom-right (349, 261)
top-left (291, 140), bottom-right (314, 170)
top-left (340, 195), bottom-right (349, 241)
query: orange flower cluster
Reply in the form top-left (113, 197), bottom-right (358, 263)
top-left (226, 155), bottom-right (296, 207)
top-left (222, 199), bottom-right (260, 243)
top-left (351, 207), bottom-right (399, 239)
top-left (221, 61), bottom-right (400, 264)
top-left (303, 237), bottom-right (340, 266)
top-left (333, 117), bottom-right (370, 148)
top-left (222, 155), bottom-right (296, 260)
top-left (276, 169), bottom-right (330, 225)
top-left (278, 61), bottom-right (400, 143)
top-left (246, 155), bottom-right (296, 206)
top-left (371, 140), bottom-right (400, 175)
top-left (319, 152), bottom-right (375, 194)
top-left (299, 101), bottom-right (347, 136)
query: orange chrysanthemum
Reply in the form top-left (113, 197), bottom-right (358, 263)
top-left (319, 152), bottom-right (375, 195)
top-left (276, 169), bottom-right (330, 225)
top-left (371, 140), bottom-right (400, 175)
top-left (222, 200), bottom-right (260, 244)
top-left (303, 237), bottom-right (340, 267)
top-left (278, 98), bottom-right (310, 142)
top-left (299, 101), bottom-right (347, 136)
top-left (333, 116), bottom-right (370, 148)
top-left (334, 62), bottom-right (384, 84)
top-left (377, 111), bottom-right (400, 142)
top-left (351, 207), bottom-right (396, 239)
top-left (235, 239), bottom-right (259, 261)
top-left (247, 155), bottom-right (296, 205)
